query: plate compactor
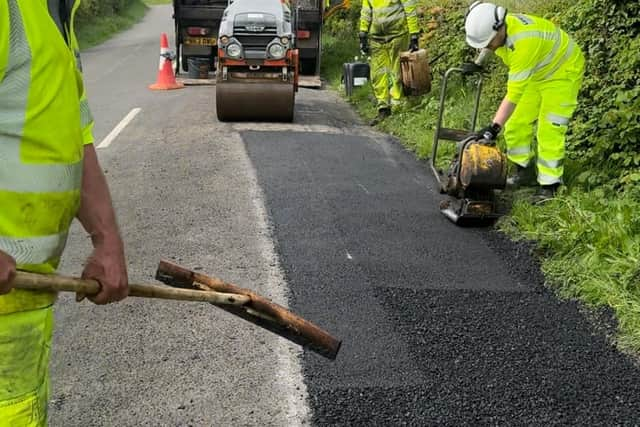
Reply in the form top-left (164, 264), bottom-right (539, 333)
top-left (216, 0), bottom-right (298, 122)
top-left (430, 67), bottom-right (507, 226)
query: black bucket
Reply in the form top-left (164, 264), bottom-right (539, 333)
top-left (343, 62), bottom-right (370, 96)
top-left (187, 57), bottom-right (210, 79)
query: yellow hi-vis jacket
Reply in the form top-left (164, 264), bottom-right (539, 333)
top-left (494, 14), bottom-right (584, 104)
top-left (0, 0), bottom-right (94, 314)
top-left (359, 0), bottom-right (420, 41)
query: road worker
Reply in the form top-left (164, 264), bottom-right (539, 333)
top-left (359, 0), bottom-right (420, 125)
top-left (0, 1), bottom-right (128, 425)
top-left (464, 1), bottom-right (585, 198)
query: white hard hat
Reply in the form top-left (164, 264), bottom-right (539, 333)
top-left (465, 1), bottom-right (507, 49)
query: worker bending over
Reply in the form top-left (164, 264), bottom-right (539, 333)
top-left (359, 0), bottom-right (420, 125)
top-left (0, 1), bottom-right (128, 425)
top-left (465, 1), bottom-right (585, 198)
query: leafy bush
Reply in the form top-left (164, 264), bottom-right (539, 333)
top-left (557, 0), bottom-right (640, 189)
top-left (76, 0), bottom-right (139, 25)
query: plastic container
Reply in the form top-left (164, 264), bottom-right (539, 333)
top-left (400, 49), bottom-right (431, 96)
top-left (187, 57), bottom-right (211, 79)
top-left (343, 62), bottom-right (370, 97)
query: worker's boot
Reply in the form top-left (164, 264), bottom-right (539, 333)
top-left (531, 183), bottom-right (560, 203)
top-left (370, 107), bottom-right (391, 126)
top-left (506, 164), bottom-right (536, 188)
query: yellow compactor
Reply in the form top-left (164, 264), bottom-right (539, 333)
top-left (430, 67), bottom-right (507, 226)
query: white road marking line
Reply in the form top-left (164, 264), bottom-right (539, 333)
top-left (97, 108), bottom-right (141, 149)
top-left (346, 251), bottom-right (353, 260)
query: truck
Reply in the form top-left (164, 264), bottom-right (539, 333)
top-left (173, 0), bottom-right (348, 84)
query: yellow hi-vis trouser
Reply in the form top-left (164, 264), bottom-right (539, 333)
top-left (504, 59), bottom-right (584, 186)
top-left (370, 34), bottom-right (409, 111)
top-left (0, 306), bottom-right (53, 427)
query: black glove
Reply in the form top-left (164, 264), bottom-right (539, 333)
top-left (409, 33), bottom-right (419, 52)
top-left (477, 123), bottom-right (502, 142)
top-left (359, 32), bottom-right (369, 56)
top-left (461, 62), bottom-right (482, 75)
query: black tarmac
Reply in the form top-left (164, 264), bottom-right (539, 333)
top-left (244, 131), bottom-right (640, 425)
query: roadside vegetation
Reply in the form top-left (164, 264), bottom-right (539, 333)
top-left (75, 0), bottom-right (149, 48)
top-left (322, 1), bottom-right (640, 352)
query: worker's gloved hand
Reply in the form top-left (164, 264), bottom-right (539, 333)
top-left (409, 34), bottom-right (420, 52)
top-left (359, 32), bottom-right (369, 56)
top-left (477, 123), bottom-right (502, 143)
top-left (0, 250), bottom-right (16, 295)
top-left (461, 62), bottom-right (483, 75)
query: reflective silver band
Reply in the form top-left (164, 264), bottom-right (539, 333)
top-left (543, 40), bottom-right (575, 80)
top-left (507, 146), bottom-right (531, 156)
top-left (538, 157), bottom-right (563, 169)
top-left (373, 4), bottom-right (405, 15)
top-left (546, 113), bottom-right (570, 126)
top-left (507, 30), bottom-right (561, 82)
top-left (537, 173), bottom-right (562, 185)
top-left (0, 232), bottom-right (68, 265)
top-left (79, 98), bottom-right (93, 129)
top-left (0, 0), bottom-right (84, 194)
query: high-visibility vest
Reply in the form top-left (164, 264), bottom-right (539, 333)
top-left (359, 0), bottom-right (419, 41)
top-left (0, 0), bottom-right (94, 314)
top-left (495, 14), bottom-right (585, 104)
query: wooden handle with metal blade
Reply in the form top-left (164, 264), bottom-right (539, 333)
top-left (10, 271), bottom-right (250, 306)
top-left (156, 260), bottom-right (341, 360)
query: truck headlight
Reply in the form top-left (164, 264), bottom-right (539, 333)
top-left (268, 43), bottom-right (286, 59)
top-left (226, 43), bottom-right (242, 58)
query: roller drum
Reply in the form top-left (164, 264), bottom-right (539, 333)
top-left (216, 76), bottom-right (295, 122)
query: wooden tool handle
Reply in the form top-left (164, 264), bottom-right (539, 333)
top-left (156, 260), bottom-right (341, 360)
top-left (11, 272), bottom-right (250, 306)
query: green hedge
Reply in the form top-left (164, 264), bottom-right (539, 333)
top-left (76, 0), bottom-right (139, 25)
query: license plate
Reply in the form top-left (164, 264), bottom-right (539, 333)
top-left (184, 37), bottom-right (217, 46)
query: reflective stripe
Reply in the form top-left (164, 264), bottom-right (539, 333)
top-left (373, 3), bottom-right (404, 14)
top-left (546, 112), bottom-right (570, 126)
top-left (509, 69), bottom-right (533, 82)
top-left (538, 172), bottom-right (562, 185)
top-left (0, 0), bottom-right (83, 194)
top-left (375, 13), bottom-right (406, 25)
top-left (506, 30), bottom-right (558, 46)
top-left (543, 40), bottom-right (575, 79)
top-left (402, 0), bottom-right (417, 8)
top-left (538, 157), bottom-right (563, 168)
top-left (507, 146), bottom-right (531, 156)
top-left (507, 30), bottom-right (561, 82)
top-left (79, 98), bottom-right (93, 128)
top-left (533, 29), bottom-right (562, 74)
top-left (0, 232), bottom-right (68, 265)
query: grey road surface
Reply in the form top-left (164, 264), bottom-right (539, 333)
top-left (49, 4), bottom-right (640, 427)
top-left (51, 6), bottom-right (308, 426)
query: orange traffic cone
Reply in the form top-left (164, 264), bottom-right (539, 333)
top-left (149, 33), bottom-right (184, 91)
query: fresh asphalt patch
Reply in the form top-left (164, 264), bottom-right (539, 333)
top-left (242, 130), bottom-right (640, 424)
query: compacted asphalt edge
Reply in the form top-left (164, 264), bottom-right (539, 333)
top-left (243, 130), bottom-right (640, 425)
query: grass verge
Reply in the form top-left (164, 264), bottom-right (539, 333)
top-left (76, 0), bottom-right (148, 49)
top-left (322, 20), bottom-right (640, 355)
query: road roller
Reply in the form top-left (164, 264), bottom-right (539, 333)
top-left (430, 67), bottom-right (507, 226)
top-left (216, 0), bottom-right (299, 122)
